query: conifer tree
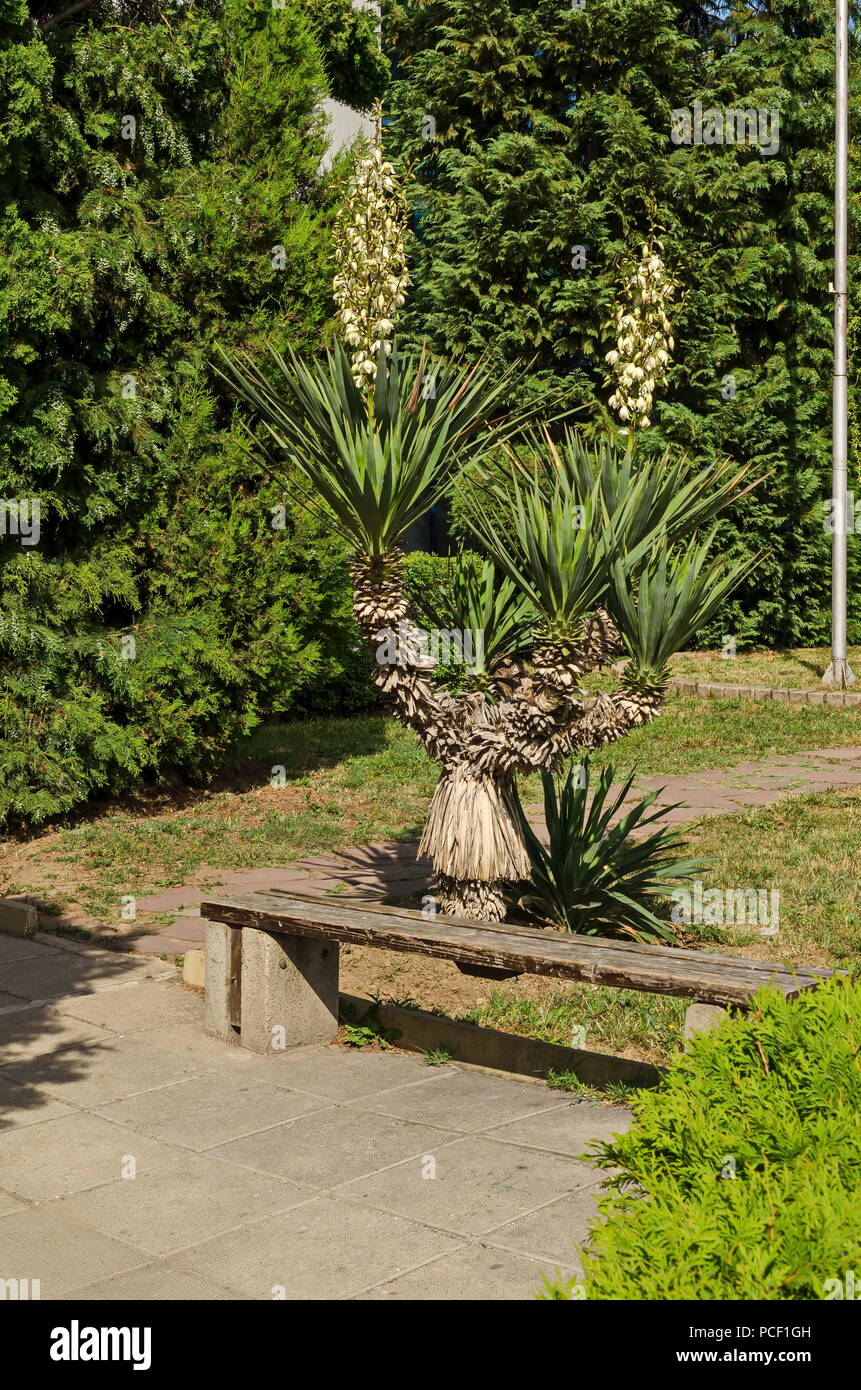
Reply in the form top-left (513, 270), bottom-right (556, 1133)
top-left (0, 0), bottom-right (384, 824)
top-left (385, 0), bottom-right (861, 645)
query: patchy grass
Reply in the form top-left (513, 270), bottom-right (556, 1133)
top-left (546, 1070), bottom-right (644, 1104)
top-left (580, 693), bottom-right (861, 781)
top-left (0, 718), bottom-right (437, 923)
top-left (2, 697), bottom-right (860, 931)
top-left (668, 645), bottom-right (861, 689)
top-left (421, 1047), bottom-right (455, 1067)
top-left (460, 986), bottom-right (685, 1066)
top-left (680, 787), bottom-right (861, 971)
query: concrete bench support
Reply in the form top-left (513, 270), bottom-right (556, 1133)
top-left (206, 922), bottom-right (340, 1054)
top-left (205, 921), bottom-right (241, 1045)
top-left (240, 928), bottom-right (339, 1054)
top-left (684, 1001), bottom-right (729, 1048)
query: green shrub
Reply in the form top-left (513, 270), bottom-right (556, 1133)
top-left (551, 977), bottom-right (861, 1300)
top-left (387, 0), bottom-right (861, 648)
top-left (401, 550), bottom-right (470, 609)
top-left (0, 0), bottom-right (381, 827)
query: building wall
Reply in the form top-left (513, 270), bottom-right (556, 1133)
top-left (319, 98), bottom-right (375, 172)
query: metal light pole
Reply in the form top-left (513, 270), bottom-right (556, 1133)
top-left (824, 0), bottom-right (856, 687)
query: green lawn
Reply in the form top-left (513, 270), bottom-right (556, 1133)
top-left (680, 786), bottom-right (861, 970)
top-left (668, 645), bottom-right (861, 689)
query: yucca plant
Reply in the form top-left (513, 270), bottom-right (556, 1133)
top-left (607, 536), bottom-right (756, 689)
top-left (516, 760), bottom-right (705, 942)
top-left (409, 554), bottom-right (534, 689)
top-left (219, 131), bottom-right (759, 923)
top-left (546, 429), bottom-right (758, 563)
top-left (216, 340), bottom-right (524, 563)
top-left (221, 348), bottom-right (755, 921)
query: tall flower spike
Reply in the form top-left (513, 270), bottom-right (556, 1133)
top-left (605, 234), bottom-right (676, 431)
top-left (332, 101), bottom-right (411, 388)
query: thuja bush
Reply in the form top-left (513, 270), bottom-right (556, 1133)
top-left (386, 0), bottom-right (861, 647)
top-left (555, 976), bottom-right (861, 1300)
top-left (0, 0), bottom-right (382, 826)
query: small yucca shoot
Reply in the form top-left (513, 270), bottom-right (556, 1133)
top-left (516, 758), bottom-right (706, 942)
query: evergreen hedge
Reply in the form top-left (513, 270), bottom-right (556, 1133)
top-left (0, 0), bottom-right (381, 825)
top-left (386, 0), bottom-right (861, 647)
top-left (549, 976), bottom-right (861, 1300)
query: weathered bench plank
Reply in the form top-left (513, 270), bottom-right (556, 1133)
top-left (263, 888), bottom-right (834, 978)
top-left (201, 890), bottom-right (830, 1010)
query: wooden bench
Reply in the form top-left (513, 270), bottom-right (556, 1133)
top-left (200, 889), bottom-right (834, 1056)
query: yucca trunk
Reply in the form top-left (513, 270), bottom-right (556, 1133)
top-left (350, 554), bottom-right (663, 922)
top-left (419, 767), bottom-right (529, 920)
top-left (351, 552), bottom-right (533, 919)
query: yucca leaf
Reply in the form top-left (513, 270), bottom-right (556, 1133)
top-left (214, 339), bottom-right (547, 560)
top-left (514, 758), bottom-right (706, 942)
top-left (607, 538), bottom-right (759, 686)
top-left (410, 556), bottom-right (534, 678)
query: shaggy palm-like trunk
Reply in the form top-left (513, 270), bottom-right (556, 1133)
top-left (420, 767), bottom-right (528, 921)
top-left (351, 553), bottom-right (665, 921)
top-left (352, 553), bottom-right (529, 919)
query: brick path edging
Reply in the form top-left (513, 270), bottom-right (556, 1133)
top-left (668, 678), bottom-right (861, 708)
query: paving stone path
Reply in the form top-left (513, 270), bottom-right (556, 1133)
top-left (111, 745), bottom-right (861, 957)
top-left (0, 933), bottom-right (620, 1300)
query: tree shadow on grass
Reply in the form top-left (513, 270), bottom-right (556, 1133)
top-left (1, 713), bottom-right (398, 848)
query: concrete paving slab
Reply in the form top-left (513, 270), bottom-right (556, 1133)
top-left (210, 1107), bottom-right (453, 1189)
top-left (45, 1156), bottom-right (311, 1257)
top-left (0, 1006), bottom-right (117, 1067)
top-left (354, 1242), bottom-right (578, 1301)
top-left (292, 854), bottom-right (353, 871)
top-left (722, 788), bottom-right (797, 807)
top-left (0, 1110), bottom-right (184, 1201)
top-left (64, 1264), bottom-right (245, 1301)
top-left (166, 917), bottom-right (206, 942)
top-left (351, 1066), bottom-right (576, 1134)
top-left (55, 978), bottom-right (205, 1033)
top-left (481, 1100), bottom-right (632, 1158)
top-left (173, 1194), bottom-right (463, 1300)
top-left (0, 948), bottom-right (172, 1002)
top-left (125, 935), bottom-right (191, 955)
top-left (1, 1034), bottom-right (208, 1108)
top-left (339, 1134), bottom-right (596, 1237)
top-left (210, 868), bottom-right (318, 886)
top-left (482, 1187), bottom-right (605, 1267)
top-left (135, 887), bottom-right (207, 912)
top-left (128, 1021), bottom-right (260, 1070)
top-left (0, 1208), bottom-right (150, 1297)
top-left (257, 1046), bottom-right (436, 1101)
top-left (97, 1075), bottom-right (328, 1152)
top-left (0, 934), bottom-right (57, 964)
top-left (0, 1189), bottom-right (28, 1217)
top-left (0, 1073), bottom-right (76, 1133)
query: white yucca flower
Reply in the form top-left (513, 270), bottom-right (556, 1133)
top-left (605, 233), bottom-right (677, 430)
top-left (332, 102), bottom-right (411, 388)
